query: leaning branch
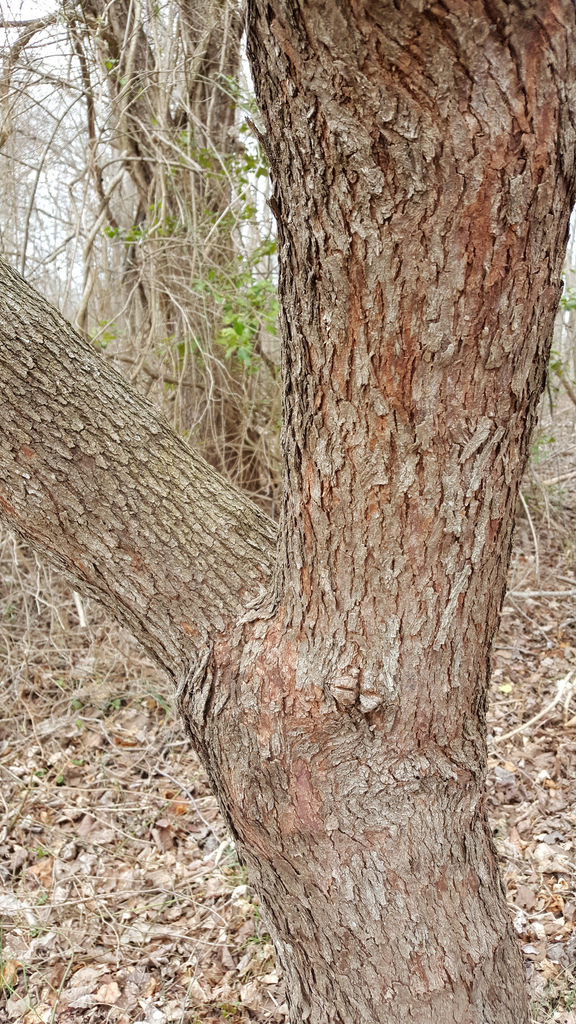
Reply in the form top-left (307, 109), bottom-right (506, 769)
top-left (0, 258), bottom-right (277, 678)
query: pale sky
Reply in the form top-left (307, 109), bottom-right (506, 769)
top-left (1, 0), bottom-right (58, 20)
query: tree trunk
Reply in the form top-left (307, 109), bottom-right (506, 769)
top-left (2, 3), bottom-right (576, 1022)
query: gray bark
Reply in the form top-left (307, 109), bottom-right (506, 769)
top-left (0, 257), bottom-right (276, 678)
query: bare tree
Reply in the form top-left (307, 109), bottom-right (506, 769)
top-left (2, 2), bottom-right (576, 1022)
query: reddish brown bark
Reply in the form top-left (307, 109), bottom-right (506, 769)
top-left (1, 2), bottom-right (576, 1022)
top-left (200, 2), bottom-right (575, 1020)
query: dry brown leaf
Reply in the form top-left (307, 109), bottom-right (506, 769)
top-left (27, 857), bottom-right (53, 887)
top-left (0, 960), bottom-right (21, 988)
top-left (152, 820), bottom-right (174, 852)
top-left (168, 800), bottom-right (189, 816)
top-left (510, 826), bottom-right (529, 850)
top-left (142, 975), bottom-right (158, 999)
top-left (240, 979), bottom-right (262, 1010)
top-left (544, 892), bottom-right (566, 915)
top-left (5, 994), bottom-right (28, 1019)
top-left (96, 980), bottom-right (121, 1004)
top-left (533, 843), bottom-right (572, 873)
top-left (187, 978), bottom-right (209, 1004)
top-left (211, 981), bottom-right (234, 1002)
top-left (236, 919), bottom-right (255, 943)
top-left (515, 885), bottom-right (538, 911)
top-left (540, 957), bottom-right (561, 981)
top-left (111, 732), bottom-right (139, 747)
top-left (23, 1004), bottom-right (52, 1024)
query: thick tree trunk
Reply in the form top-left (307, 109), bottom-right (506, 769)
top-left (2, 3), bottom-right (576, 1023)
top-left (205, 2), bottom-right (574, 1021)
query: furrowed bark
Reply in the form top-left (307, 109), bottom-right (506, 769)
top-left (0, 256), bottom-right (276, 677)
top-left (184, 2), bottom-right (576, 1022)
top-left (248, 0), bottom-right (576, 718)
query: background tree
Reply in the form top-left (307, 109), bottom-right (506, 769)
top-left (0, 0), bottom-right (280, 508)
top-left (1, 2), bottom-right (576, 1024)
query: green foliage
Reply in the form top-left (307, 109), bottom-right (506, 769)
top-left (103, 207), bottom-right (182, 250)
top-left (99, 85), bottom-right (279, 378)
top-left (548, 348), bottom-right (564, 377)
top-left (531, 430), bottom-right (555, 464)
top-left (91, 319), bottom-right (117, 350)
top-left (560, 286), bottom-right (576, 311)
top-left (219, 1004), bottom-right (242, 1019)
top-left (213, 264), bottom-right (278, 370)
top-left (203, 139), bottom-right (279, 370)
top-left (103, 696), bottom-right (125, 714)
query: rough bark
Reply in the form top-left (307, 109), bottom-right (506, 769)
top-left (1, 3), bottom-right (576, 1023)
top-left (204, 2), bottom-right (574, 1021)
top-left (0, 257), bottom-right (276, 677)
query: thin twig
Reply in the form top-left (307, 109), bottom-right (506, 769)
top-left (491, 670), bottom-right (575, 744)
top-left (506, 589), bottom-right (576, 599)
top-left (518, 490), bottom-right (540, 582)
top-left (538, 468), bottom-right (576, 486)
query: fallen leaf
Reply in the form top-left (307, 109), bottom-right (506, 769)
top-left (515, 885), bottom-right (537, 911)
top-left (187, 979), bottom-right (209, 1004)
top-left (151, 820), bottom-right (174, 852)
top-left (69, 965), bottom-right (109, 988)
top-left (142, 975), bottom-right (158, 999)
top-left (240, 980), bottom-right (262, 1010)
top-left (27, 857), bottom-right (53, 887)
top-left (5, 994), bottom-right (28, 1019)
top-left (168, 800), bottom-right (189, 816)
top-left (261, 972), bottom-right (280, 984)
top-left (96, 980), bottom-right (121, 1004)
top-left (533, 843), bottom-right (572, 873)
top-left (23, 1003), bottom-right (52, 1024)
top-left (0, 960), bottom-right (21, 988)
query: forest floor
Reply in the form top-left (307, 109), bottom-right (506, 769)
top-left (0, 410), bottom-right (575, 1024)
